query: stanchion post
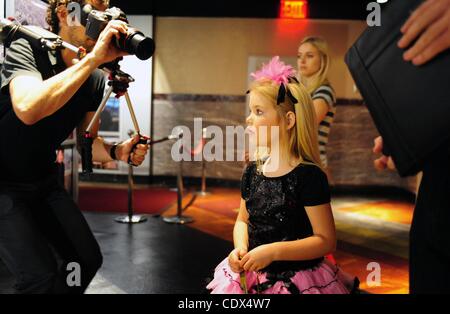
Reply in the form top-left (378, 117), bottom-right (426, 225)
top-left (196, 128), bottom-right (211, 196)
top-left (163, 132), bottom-right (193, 224)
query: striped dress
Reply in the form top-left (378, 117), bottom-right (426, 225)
top-left (312, 84), bottom-right (336, 168)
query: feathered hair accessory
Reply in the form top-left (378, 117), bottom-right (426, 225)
top-left (249, 56), bottom-right (299, 106)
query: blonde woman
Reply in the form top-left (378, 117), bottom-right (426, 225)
top-left (297, 37), bottom-right (336, 170)
top-left (207, 57), bottom-right (357, 294)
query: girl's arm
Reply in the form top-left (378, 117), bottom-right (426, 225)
top-left (228, 198), bottom-right (250, 273)
top-left (233, 198), bottom-right (249, 251)
top-left (270, 203), bottom-right (336, 261)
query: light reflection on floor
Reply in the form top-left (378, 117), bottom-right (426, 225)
top-left (162, 187), bottom-right (413, 294)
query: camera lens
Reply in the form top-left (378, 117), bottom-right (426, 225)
top-left (118, 29), bottom-right (155, 61)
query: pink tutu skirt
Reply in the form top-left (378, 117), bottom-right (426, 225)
top-left (207, 257), bottom-right (358, 294)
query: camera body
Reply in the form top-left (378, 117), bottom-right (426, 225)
top-left (82, 5), bottom-right (154, 60)
top-left (84, 7), bottom-right (126, 40)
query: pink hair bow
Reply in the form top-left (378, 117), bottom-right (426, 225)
top-left (251, 56), bottom-right (297, 85)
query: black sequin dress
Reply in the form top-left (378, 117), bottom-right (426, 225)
top-left (207, 162), bottom-right (359, 294)
top-left (241, 161), bottom-right (330, 274)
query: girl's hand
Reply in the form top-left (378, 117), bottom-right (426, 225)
top-left (228, 248), bottom-right (247, 273)
top-left (240, 244), bottom-right (274, 272)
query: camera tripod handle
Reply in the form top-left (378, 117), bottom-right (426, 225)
top-left (80, 131), bottom-right (94, 174)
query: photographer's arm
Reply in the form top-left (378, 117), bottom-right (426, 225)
top-left (77, 112), bottom-right (149, 165)
top-left (10, 55), bottom-right (101, 126)
top-left (9, 21), bottom-right (128, 126)
top-left (76, 112), bottom-right (113, 163)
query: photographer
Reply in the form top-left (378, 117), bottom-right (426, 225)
top-left (0, 0), bottom-right (149, 293)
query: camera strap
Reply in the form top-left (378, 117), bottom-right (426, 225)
top-left (29, 44), bottom-right (61, 80)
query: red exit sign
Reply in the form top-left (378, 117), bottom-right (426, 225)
top-left (280, 0), bottom-right (308, 19)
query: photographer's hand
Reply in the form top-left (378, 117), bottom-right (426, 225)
top-left (90, 20), bottom-right (130, 66)
top-left (115, 134), bottom-right (150, 166)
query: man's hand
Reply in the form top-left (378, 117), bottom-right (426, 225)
top-left (89, 20), bottom-right (130, 66)
top-left (115, 135), bottom-right (150, 166)
top-left (398, 0), bottom-right (450, 65)
top-left (373, 136), bottom-right (396, 171)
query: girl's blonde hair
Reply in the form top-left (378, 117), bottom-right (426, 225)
top-left (249, 79), bottom-right (323, 170)
top-left (298, 36), bottom-right (330, 94)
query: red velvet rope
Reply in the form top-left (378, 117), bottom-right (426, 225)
top-left (183, 138), bottom-right (207, 157)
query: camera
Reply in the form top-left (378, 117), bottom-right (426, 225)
top-left (81, 5), bottom-right (155, 60)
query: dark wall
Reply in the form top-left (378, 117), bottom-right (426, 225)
top-left (110, 0), bottom-right (371, 20)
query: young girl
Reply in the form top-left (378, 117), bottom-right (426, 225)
top-left (297, 36), bottom-right (336, 169)
top-left (207, 57), bottom-right (358, 294)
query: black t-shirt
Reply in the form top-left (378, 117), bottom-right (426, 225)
top-left (0, 38), bottom-right (105, 182)
top-left (240, 161), bottom-right (331, 273)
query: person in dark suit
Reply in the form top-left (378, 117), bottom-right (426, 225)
top-left (373, 0), bottom-right (450, 294)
